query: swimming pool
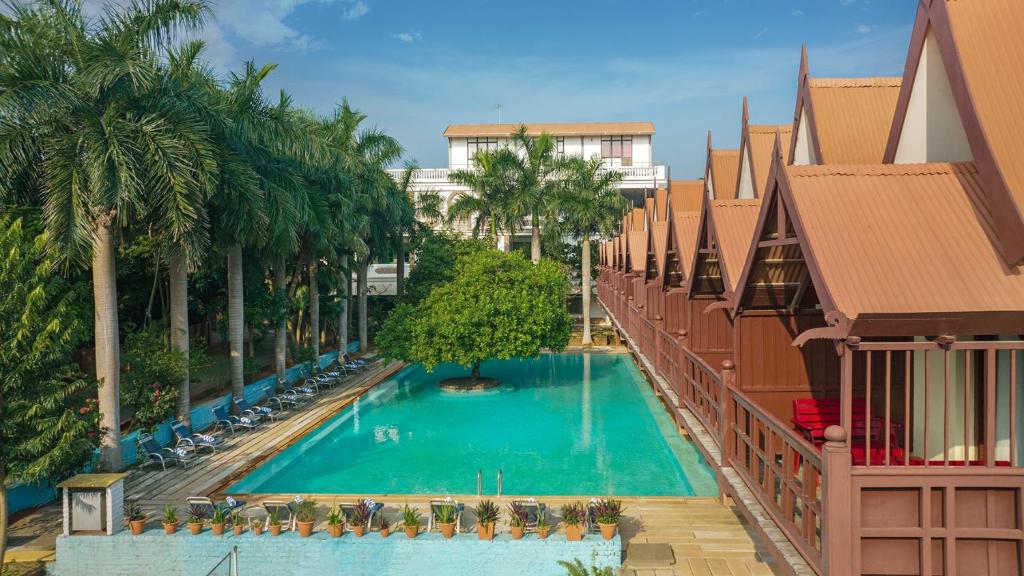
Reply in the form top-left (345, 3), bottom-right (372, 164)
top-left (230, 353), bottom-right (716, 496)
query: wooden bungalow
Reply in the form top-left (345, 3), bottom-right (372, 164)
top-left (703, 131), bottom-right (741, 201)
top-left (789, 46), bottom-right (902, 166)
top-left (736, 97), bottom-right (793, 199)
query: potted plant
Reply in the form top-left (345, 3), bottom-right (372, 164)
top-left (560, 502), bottom-right (586, 541)
top-left (537, 508), bottom-right (550, 540)
top-left (162, 504), bottom-right (178, 535)
top-left (250, 518), bottom-right (264, 536)
top-left (295, 499), bottom-right (317, 537)
top-left (268, 510), bottom-right (283, 536)
top-left (326, 505), bottom-right (344, 538)
top-left (435, 503), bottom-right (458, 539)
top-left (125, 500), bottom-right (147, 535)
top-left (231, 510), bottom-right (244, 536)
top-left (210, 507), bottom-right (227, 536)
top-left (474, 500), bottom-right (499, 541)
top-left (187, 505), bottom-right (207, 535)
top-left (344, 501), bottom-right (371, 537)
top-left (592, 499), bottom-right (623, 540)
top-left (401, 503), bottom-right (421, 539)
top-left (507, 502), bottom-right (527, 540)
top-left (379, 517), bottom-right (391, 538)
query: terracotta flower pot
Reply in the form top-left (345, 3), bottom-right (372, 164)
top-left (269, 524), bottom-right (282, 536)
top-left (510, 525), bottom-right (525, 540)
top-left (233, 524), bottom-right (244, 536)
top-left (297, 520), bottom-right (314, 537)
top-left (327, 524), bottom-right (343, 538)
top-left (380, 527), bottom-right (390, 538)
top-left (252, 524), bottom-right (263, 536)
top-left (404, 525), bottom-right (418, 539)
top-left (598, 522), bottom-right (618, 540)
top-left (476, 522), bottom-right (494, 541)
top-left (564, 523), bottom-right (583, 541)
top-left (211, 522), bottom-right (226, 536)
top-left (352, 525), bottom-right (366, 537)
top-left (439, 521), bottom-right (456, 539)
top-left (129, 519), bottom-right (146, 535)
top-left (163, 522), bottom-right (177, 535)
top-left (538, 526), bottom-right (550, 540)
top-left (188, 522), bottom-right (203, 535)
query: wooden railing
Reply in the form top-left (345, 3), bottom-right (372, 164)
top-left (729, 390), bottom-right (824, 574)
top-left (638, 316), bottom-right (657, 361)
top-left (656, 330), bottom-right (680, 398)
top-left (680, 349), bottom-right (723, 445)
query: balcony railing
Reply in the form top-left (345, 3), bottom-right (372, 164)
top-left (386, 163), bottom-right (666, 185)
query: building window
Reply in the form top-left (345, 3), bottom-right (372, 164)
top-left (601, 136), bottom-right (633, 166)
top-left (467, 137), bottom-right (500, 165)
top-left (556, 137), bottom-right (565, 156)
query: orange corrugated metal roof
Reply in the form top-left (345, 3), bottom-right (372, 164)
top-left (943, 0), bottom-right (1024, 241)
top-left (652, 220), bottom-right (669, 276)
top-left (710, 199), bottom-right (762, 293)
top-left (807, 77), bottom-right (901, 164)
top-left (785, 162), bottom-right (1024, 319)
top-left (627, 207), bottom-right (648, 272)
top-left (443, 122), bottom-right (655, 137)
top-left (670, 180), bottom-right (704, 213)
top-left (673, 212), bottom-right (702, 276)
top-left (748, 125), bottom-right (792, 197)
top-left (654, 188), bottom-right (670, 220)
top-left (630, 207), bottom-right (646, 230)
top-left (709, 151), bottom-right (740, 200)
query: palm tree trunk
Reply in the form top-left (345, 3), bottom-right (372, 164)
top-left (227, 244), bottom-right (244, 400)
top-left (274, 257), bottom-right (287, 382)
top-left (93, 218), bottom-right (123, 471)
top-left (169, 253), bottom-right (190, 426)
top-left (531, 214), bottom-right (541, 263)
top-left (338, 255), bottom-right (349, 352)
top-left (396, 237), bottom-right (405, 297)
top-left (309, 251), bottom-right (320, 360)
top-left (358, 256), bottom-right (368, 352)
top-left (581, 236), bottom-right (593, 346)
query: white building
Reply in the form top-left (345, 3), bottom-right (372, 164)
top-left (387, 121), bottom-right (668, 246)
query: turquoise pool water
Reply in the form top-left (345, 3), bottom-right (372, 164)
top-left (230, 353), bottom-right (716, 496)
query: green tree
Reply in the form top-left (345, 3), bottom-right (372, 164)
top-left (0, 215), bottom-right (98, 566)
top-left (506, 126), bottom-right (558, 263)
top-left (392, 249), bottom-right (572, 382)
top-left (447, 148), bottom-right (519, 247)
top-left (0, 0), bottom-right (214, 470)
top-left (553, 155), bottom-right (626, 345)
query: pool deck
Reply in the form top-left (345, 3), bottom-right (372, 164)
top-left (5, 352), bottom-right (782, 576)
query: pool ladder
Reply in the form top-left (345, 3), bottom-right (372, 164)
top-left (476, 468), bottom-right (503, 497)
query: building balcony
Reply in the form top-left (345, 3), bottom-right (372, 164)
top-left (386, 163), bottom-right (667, 189)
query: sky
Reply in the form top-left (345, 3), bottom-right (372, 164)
top-left (100, 0), bottom-right (918, 177)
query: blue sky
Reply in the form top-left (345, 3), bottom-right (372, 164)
top-left (181, 0), bottom-right (915, 176)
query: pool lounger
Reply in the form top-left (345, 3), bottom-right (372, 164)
top-left (427, 498), bottom-right (465, 533)
top-left (282, 380), bottom-right (319, 399)
top-left (170, 420), bottom-right (225, 453)
top-left (262, 500), bottom-right (297, 531)
top-left (341, 500), bottom-right (385, 530)
top-left (186, 496), bottom-right (246, 519)
top-left (234, 397), bottom-right (282, 422)
top-left (512, 498), bottom-right (546, 532)
top-left (138, 433), bottom-right (199, 470)
top-left (212, 405), bottom-right (259, 435)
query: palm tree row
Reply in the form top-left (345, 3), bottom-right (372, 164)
top-left (0, 1), bottom-right (410, 471)
top-left (444, 126), bottom-right (628, 344)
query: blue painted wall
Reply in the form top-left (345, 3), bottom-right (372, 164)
top-left (54, 530), bottom-right (620, 576)
top-left (7, 344), bottom-right (360, 516)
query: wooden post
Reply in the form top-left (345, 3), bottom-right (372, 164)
top-left (822, 425), bottom-right (853, 576)
top-left (721, 360), bottom-right (736, 463)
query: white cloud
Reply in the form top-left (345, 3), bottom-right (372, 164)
top-left (791, 9), bottom-right (804, 17)
top-left (857, 24), bottom-right (874, 34)
top-left (752, 27), bottom-right (768, 40)
top-left (342, 1), bottom-right (369, 20)
top-left (392, 31), bottom-right (423, 44)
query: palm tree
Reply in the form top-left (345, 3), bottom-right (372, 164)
top-left (507, 126), bottom-right (558, 263)
top-left (0, 0), bottom-right (213, 470)
top-left (448, 148), bottom-right (518, 247)
top-left (554, 155), bottom-right (626, 345)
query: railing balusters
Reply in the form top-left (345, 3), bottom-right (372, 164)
top-left (904, 350), bottom-right (911, 467)
top-left (884, 351), bottom-right (891, 467)
top-left (1012, 351), bottom-right (1018, 467)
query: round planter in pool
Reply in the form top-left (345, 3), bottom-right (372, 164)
top-left (439, 376), bottom-right (501, 391)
